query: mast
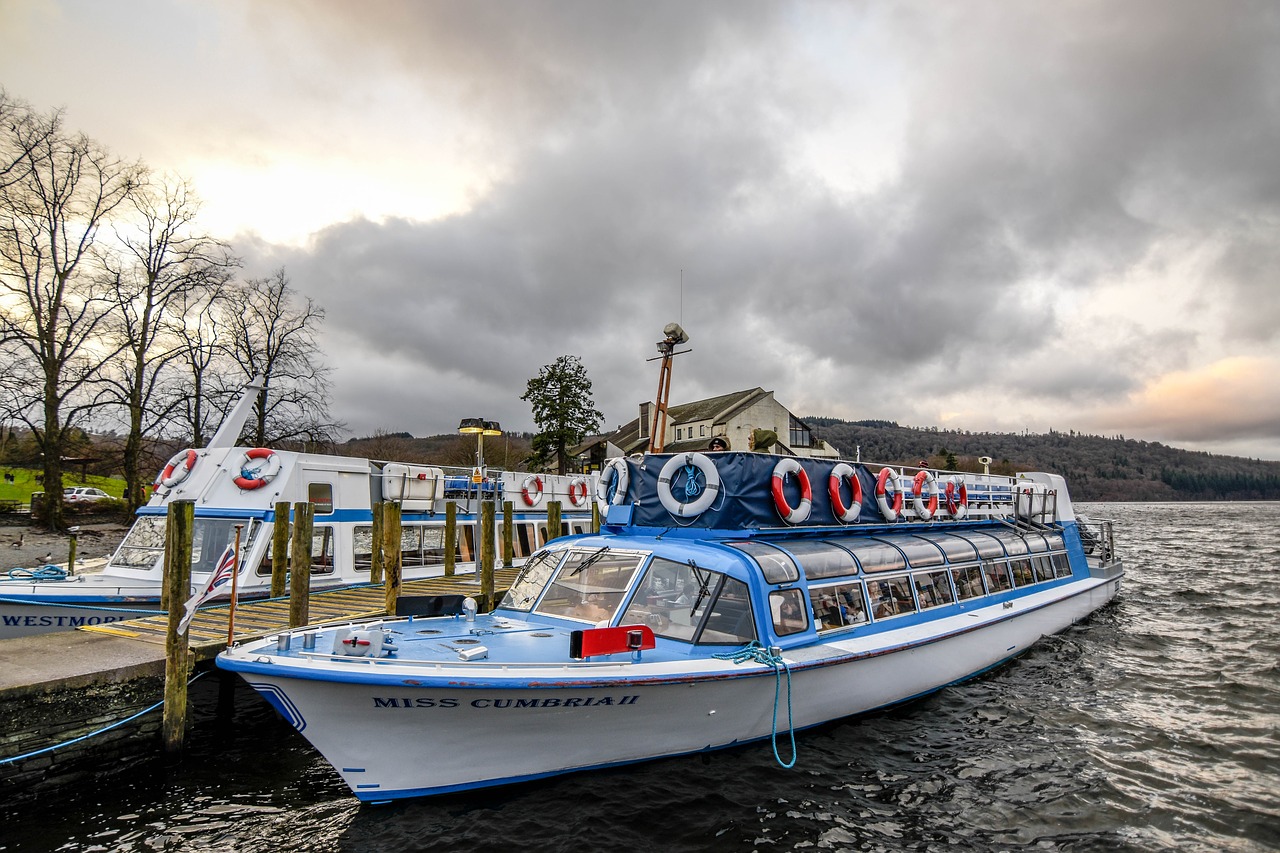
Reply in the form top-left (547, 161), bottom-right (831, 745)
top-left (206, 374), bottom-right (268, 449)
top-left (647, 324), bottom-right (690, 453)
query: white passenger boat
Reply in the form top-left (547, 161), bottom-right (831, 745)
top-left (217, 450), bottom-right (1123, 802)
top-left (0, 381), bottom-right (595, 639)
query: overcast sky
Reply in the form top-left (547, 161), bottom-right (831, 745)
top-left (4, 0), bottom-right (1279, 460)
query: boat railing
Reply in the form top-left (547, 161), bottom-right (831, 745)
top-left (855, 461), bottom-right (1022, 521)
top-left (1078, 518), bottom-right (1116, 565)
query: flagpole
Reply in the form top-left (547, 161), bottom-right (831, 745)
top-left (227, 524), bottom-right (243, 647)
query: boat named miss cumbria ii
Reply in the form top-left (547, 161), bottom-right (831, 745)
top-left (217, 450), bottom-right (1123, 802)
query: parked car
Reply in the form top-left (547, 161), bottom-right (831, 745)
top-left (64, 487), bottom-right (112, 503)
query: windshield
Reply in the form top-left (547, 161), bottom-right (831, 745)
top-left (500, 549), bottom-right (566, 611)
top-left (112, 516), bottom-right (260, 574)
top-left (534, 548), bottom-right (647, 624)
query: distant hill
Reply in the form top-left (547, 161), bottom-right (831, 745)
top-left (804, 418), bottom-right (1280, 502)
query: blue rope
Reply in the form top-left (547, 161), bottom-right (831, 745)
top-left (6, 565), bottom-right (68, 581)
top-left (713, 641), bottom-right (797, 768)
top-left (0, 670), bottom-right (209, 766)
top-left (681, 463), bottom-right (703, 499)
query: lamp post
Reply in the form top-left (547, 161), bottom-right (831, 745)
top-left (458, 418), bottom-right (503, 483)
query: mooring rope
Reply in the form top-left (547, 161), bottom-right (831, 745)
top-left (713, 641), bottom-right (798, 768)
top-left (0, 670), bottom-right (210, 766)
top-left (5, 565), bottom-right (68, 581)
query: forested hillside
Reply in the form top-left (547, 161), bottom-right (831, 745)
top-left (805, 418), bottom-right (1280, 502)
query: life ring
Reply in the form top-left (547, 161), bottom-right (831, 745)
top-left (158, 448), bottom-right (198, 489)
top-left (657, 452), bottom-right (722, 518)
top-left (912, 470), bottom-right (939, 520)
top-left (595, 457), bottom-right (630, 512)
top-left (771, 458), bottom-right (812, 524)
top-left (944, 476), bottom-right (968, 519)
top-left (234, 447), bottom-right (281, 490)
top-left (567, 478), bottom-right (590, 508)
top-left (875, 467), bottom-right (903, 522)
top-left (828, 462), bottom-right (863, 523)
top-left (521, 475), bottom-right (544, 507)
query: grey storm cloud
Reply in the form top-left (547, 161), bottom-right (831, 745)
top-left (229, 0), bottom-right (1280, 452)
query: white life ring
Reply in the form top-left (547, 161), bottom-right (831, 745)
top-left (234, 448), bottom-right (281, 491)
top-left (567, 478), bottom-right (590, 508)
top-left (522, 475), bottom-right (544, 507)
top-left (828, 462), bottom-right (862, 523)
top-left (771, 458), bottom-right (812, 524)
top-left (945, 476), bottom-right (968, 519)
top-left (875, 467), bottom-right (903, 522)
top-left (158, 448), bottom-right (198, 489)
top-left (595, 457), bottom-right (630, 513)
top-left (912, 470), bottom-right (939, 521)
top-left (657, 453), bottom-right (722, 518)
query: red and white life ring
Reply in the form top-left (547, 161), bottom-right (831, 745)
top-left (945, 476), bottom-right (968, 519)
top-left (521, 475), bottom-right (544, 507)
top-left (771, 458), bottom-right (812, 524)
top-left (657, 452), bottom-right (722, 518)
top-left (828, 462), bottom-right (863, 523)
top-left (596, 458), bottom-right (631, 513)
top-left (567, 478), bottom-right (590, 508)
top-left (912, 470), bottom-right (939, 521)
top-left (234, 447), bottom-right (281, 491)
top-left (157, 448), bottom-right (198, 489)
top-left (875, 467), bottom-right (903, 522)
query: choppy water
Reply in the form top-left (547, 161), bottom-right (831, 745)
top-left (3, 503), bottom-right (1278, 852)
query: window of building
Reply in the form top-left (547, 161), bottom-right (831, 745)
top-left (789, 415), bottom-right (812, 448)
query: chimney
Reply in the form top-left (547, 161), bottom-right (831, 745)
top-left (638, 402), bottom-right (651, 439)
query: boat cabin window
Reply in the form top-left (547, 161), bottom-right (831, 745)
top-left (779, 540), bottom-right (858, 580)
top-left (621, 559), bottom-right (756, 645)
top-left (844, 540), bottom-right (908, 574)
top-left (809, 582), bottom-right (869, 632)
top-left (911, 533), bottom-right (979, 562)
top-left (113, 516), bottom-right (167, 569)
top-left (894, 538), bottom-right (945, 569)
top-left (951, 564), bottom-right (986, 599)
top-left (770, 588), bottom-right (809, 636)
top-left (535, 548), bottom-right (646, 624)
top-left (723, 541), bottom-right (800, 584)
top-left (308, 483), bottom-right (334, 515)
top-left (309, 526), bottom-right (335, 574)
top-left (501, 549), bottom-right (565, 611)
top-left (965, 531), bottom-right (1006, 559)
top-left (190, 518), bottom-right (261, 576)
top-left (982, 559), bottom-right (1013, 592)
top-left (869, 576), bottom-right (916, 620)
top-left (913, 569), bottom-right (954, 609)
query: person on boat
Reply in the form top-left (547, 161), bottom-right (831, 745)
top-left (708, 436), bottom-right (729, 451)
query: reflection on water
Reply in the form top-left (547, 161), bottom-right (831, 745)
top-left (3, 503), bottom-right (1278, 852)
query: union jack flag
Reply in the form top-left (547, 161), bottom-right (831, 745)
top-left (177, 544), bottom-right (238, 634)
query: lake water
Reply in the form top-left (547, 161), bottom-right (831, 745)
top-left (2, 503), bottom-right (1278, 852)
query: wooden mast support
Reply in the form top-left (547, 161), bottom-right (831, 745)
top-left (647, 323), bottom-right (690, 453)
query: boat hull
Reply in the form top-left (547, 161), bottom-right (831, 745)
top-left (232, 575), bottom-right (1120, 801)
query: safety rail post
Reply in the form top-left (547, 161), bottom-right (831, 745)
top-left (370, 501), bottom-right (385, 584)
top-left (271, 501), bottom-right (290, 598)
top-left (288, 501), bottom-right (313, 628)
top-left (502, 500), bottom-right (514, 567)
top-left (546, 499), bottom-right (562, 543)
top-left (162, 499), bottom-right (194, 758)
top-left (382, 500), bottom-right (402, 614)
top-left (67, 528), bottom-right (78, 575)
top-left (480, 500), bottom-right (495, 610)
top-left (444, 501), bottom-right (457, 577)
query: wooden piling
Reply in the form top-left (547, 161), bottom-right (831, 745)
top-left (271, 501), bottom-right (290, 598)
top-left (547, 500), bottom-right (562, 543)
top-left (480, 500), bottom-right (495, 610)
top-left (443, 501), bottom-right (456, 577)
top-left (67, 530), bottom-right (78, 575)
top-left (370, 501), bottom-right (385, 584)
top-left (382, 501), bottom-right (402, 614)
top-left (502, 500), bottom-right (514, 567)
top-left (592, 500), bottom-right (601, 533)
top-left (288, 501), bottom-right (313, 628)
top-left (162, 500), bottom-right (194, 757)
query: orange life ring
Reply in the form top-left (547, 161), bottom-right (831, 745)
top-left (771, 458), bottom-right (812, 524)
top-left (158, 448), bottom-right (198, 489)
top-left (567, 478), bottom-right (589, 508)
top-left (912, 470), bottom-right (939, 521)
top-left (875, 467), bottom-right (903, 522)
top-left (522, 475), bottom-right (544, 507)
top-left (945, 476), bottom-right (968, 519)
top-left (234, 447), bottom-right (281, 490)
top-left (828, 462), bottom-right (863, 523)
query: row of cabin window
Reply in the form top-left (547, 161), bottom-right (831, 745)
top-left (253, 520), bottom-right (592, 576)
top-left (771, 551), bottom-right (1073, 636)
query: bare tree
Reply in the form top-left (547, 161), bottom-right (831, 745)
top-left (168, 277), bottom-right (238, 447)
top-left (0, 99), bottom-right (142, 529)
top-left (225, 268), bottom-right (343, 447)
top-left (102, 174), bottom-right (239, 509)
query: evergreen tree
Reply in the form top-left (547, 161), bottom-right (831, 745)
top-left (521, 355), bottom-right (603, 475)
